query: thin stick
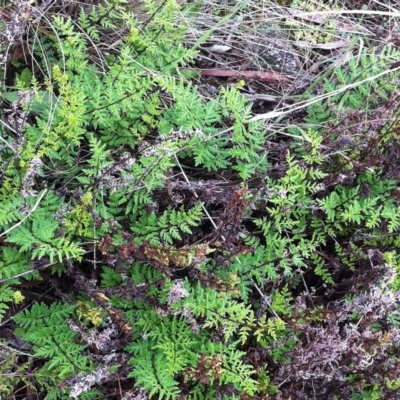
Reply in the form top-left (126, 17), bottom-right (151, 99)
top-left (0, 189), bottom-right (48, 238)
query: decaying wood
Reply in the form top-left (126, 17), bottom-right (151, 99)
top-left (199, 69), bottom-right (290, 83)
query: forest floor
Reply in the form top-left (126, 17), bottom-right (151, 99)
top-left (2, 0), bottom-right (400, 399)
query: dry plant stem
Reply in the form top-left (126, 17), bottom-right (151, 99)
top-left (173, 154), bottom-right (220, 235)
top-left (252, 280), bottom-right (283, 321)
top-left (250, 62), bottom-right (400, 122)
top-left (0, 189), bottom-right (48, 239)
top-left (0, 132), bottom-right (18, 155)
top-left (0, 260), bottom-right (58, 285)
top-left (297, 10), bottom-right (400, 18)
top-left (199, 69), bottom-right (290, 83)
top-left (243, 93), bottom-right (280, 102)
top-left (0, 118), bottom-right (20, 138)
top-left (0, 342), bottom-right (32, 357)
top-left (192, 0), bottom-right (251, 49)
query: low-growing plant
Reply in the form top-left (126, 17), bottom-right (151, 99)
top-left (1, 0), bottom-right (400, 399)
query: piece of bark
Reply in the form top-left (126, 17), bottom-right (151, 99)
top-left (199, 69), bottom-right (290, 83)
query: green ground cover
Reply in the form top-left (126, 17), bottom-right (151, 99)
top-left (1, 0), bottom-right (400, 398)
